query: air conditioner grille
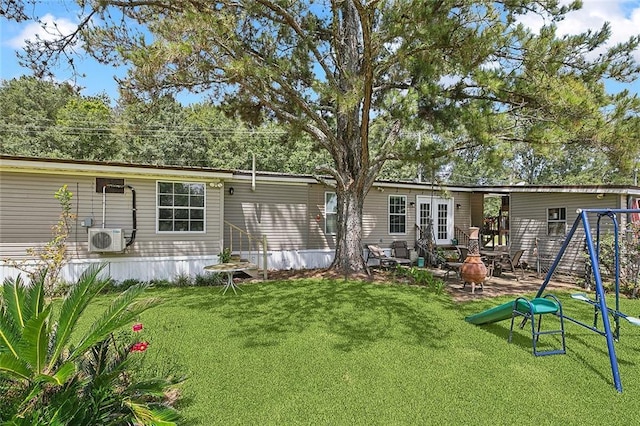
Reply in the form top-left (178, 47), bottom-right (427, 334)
top-left (88, 228), bottom-right (124, 252)
top-left (92, 232), bottom-right (113, 250)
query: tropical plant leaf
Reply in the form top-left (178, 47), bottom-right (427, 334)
top-left (33, 372), bottom-right (65, 385)
top-left (0, 309), bottom-right (21, 357)
top-left (18, 304), bottom-right (52, 375)
top-left (24, 273), bottom-right (46, 321)
top-left (48, 264), bottom-right (109, 369)
top-left (3, 275), bottom-right (28, 327)
top-left (70, 284), bottom-right (159, 361)
top-left (0, 352), bottom-right (31, 380)
top-left (145, 407), bottom-right (181, 426)
top-left (126, 400), bottom-right (180, 426)
top-left (51, 360), bottom-right (76, 385)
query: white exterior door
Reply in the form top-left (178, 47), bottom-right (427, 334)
top-left (416, 196), bottom-right (454, 246)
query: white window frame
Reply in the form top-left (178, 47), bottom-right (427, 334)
top-left (389, 195), bottom-right (407, 235)
top-left (156, 181), bottom-right (206, 233)
top-left (547, 207), bottom-right (567, 236)
top-left (325, 191), bottom-right (337, 235)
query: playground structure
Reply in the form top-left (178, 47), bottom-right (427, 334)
top-left (466, 208), bottom-right (640, 393)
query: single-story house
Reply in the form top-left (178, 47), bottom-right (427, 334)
top-left (2, 155), bottom-right (639, 283)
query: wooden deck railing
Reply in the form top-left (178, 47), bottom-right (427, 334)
top-left (454, 226), bottom-right (470, 247)
top-left (224, 221), bottom-right (268, 280)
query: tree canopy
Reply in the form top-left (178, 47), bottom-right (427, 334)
top-left (5, 0), bottom-right (640, 274)
top-left (0, 77), bottom-right (329, 172)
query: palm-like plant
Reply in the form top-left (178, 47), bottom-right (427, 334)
top-left (0, 264), bottom-right (179, 424)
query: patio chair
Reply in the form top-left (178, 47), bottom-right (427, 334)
top-left (366, 244), bottom-right (410, 268)
top-left (390, 240), bottom-right (414, 266)
top-left (457, 246), bottom-right (469, 262)
top-left (496, 249), bottom-right (526, 280)
top-left (444, 245), bottom-right (468, 280)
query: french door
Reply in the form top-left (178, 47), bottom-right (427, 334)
top-left (416, 196), bottom-right (454, 246)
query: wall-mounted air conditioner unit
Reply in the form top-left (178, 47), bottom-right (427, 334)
top-left (88, 228), bottom-right (125, 252)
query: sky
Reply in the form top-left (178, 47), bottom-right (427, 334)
top-left (1, 0), bottom-right (639, 103)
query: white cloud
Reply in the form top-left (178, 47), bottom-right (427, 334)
top-left (6, 13), bottom-right (77, 50)
top-left (517, 0), bottom-right (640, 61)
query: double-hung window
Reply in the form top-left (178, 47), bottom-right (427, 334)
top-left (389, 195), bottom-right (407, 234)
top-left (157, 182), bottom-right (205, 232)
top-left (325, 192), bottom-right (337, 234)
top-left (547, 207), bottom-right (566, 236)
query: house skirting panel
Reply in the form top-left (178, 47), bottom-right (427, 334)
top-left (0, 250), bottom-right (337, 284)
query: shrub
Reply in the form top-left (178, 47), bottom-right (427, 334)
top-left (149, 278), bottom-right (172, 288)
top-left (0, 264), bottom-right (182, 424)
top-left (120, 278), bottom-right (145, 290)
top-left (173, 273), bottom-right (193, 287)
top-left (218, 248), bottom-right (232, 263)
top-left (584, 230), bottom-right (640, 297)
top-left (194, 273), bottom-right (224, 286)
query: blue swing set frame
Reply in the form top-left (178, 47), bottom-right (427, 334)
top-left (535, 208), bottom-right (640, 393)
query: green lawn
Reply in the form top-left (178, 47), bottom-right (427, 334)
top-left (86, 278), bottom-right (640, 425)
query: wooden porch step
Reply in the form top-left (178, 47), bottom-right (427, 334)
top-left (238, 260), bottom-right (265, 279)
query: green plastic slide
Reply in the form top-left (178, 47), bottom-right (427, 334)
top-left (465, 298), bottom-right (560, 325)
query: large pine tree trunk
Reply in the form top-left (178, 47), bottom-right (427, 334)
top-left (326, 1), bottom-right (373, 276)
top-left (331, 185), bottom-right (367, 274)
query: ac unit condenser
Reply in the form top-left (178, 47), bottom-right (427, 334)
top-left (88, 228), bottom-right (125, 252)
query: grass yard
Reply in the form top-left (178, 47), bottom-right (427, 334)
top-left (84, 278), bottom-right (640, 425)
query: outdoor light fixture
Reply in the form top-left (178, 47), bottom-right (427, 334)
top-left (228, 187), bottom-right (235, 195)
top-left (456, 203), bottom-right (462, 209)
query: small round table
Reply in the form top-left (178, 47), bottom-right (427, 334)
top-left (204, 261), bottom-right (253, 295)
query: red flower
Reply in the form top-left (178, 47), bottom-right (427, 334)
top-left (130, 341), bottom-right (149, 353)
top-left (132, 323), bottom-right (143, 332)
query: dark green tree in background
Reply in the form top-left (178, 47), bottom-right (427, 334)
top-left (0, 76), bottom-right (77, 156)
top-left (54, 95), bottom-right (118, 160)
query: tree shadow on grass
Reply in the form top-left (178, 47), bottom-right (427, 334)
top-left (179, 279), bottom-right (456, 352)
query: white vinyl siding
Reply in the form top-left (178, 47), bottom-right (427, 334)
top-left (0, 171), bottom-right (223, 260)
top-left (509, 192), bottom-right (624, 275)
top-left (223, 182), bottom-right (308, 250)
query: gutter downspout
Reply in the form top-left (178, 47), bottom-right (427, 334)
top-left (126, 184), bottom-right (137, 247)
top-left (102, 184), bottom-right (137, 247)
top-left (102, 185), bottom-right (107, 228)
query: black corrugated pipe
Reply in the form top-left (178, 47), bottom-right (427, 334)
top-left (126, 184), bottom-right (137, 247)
